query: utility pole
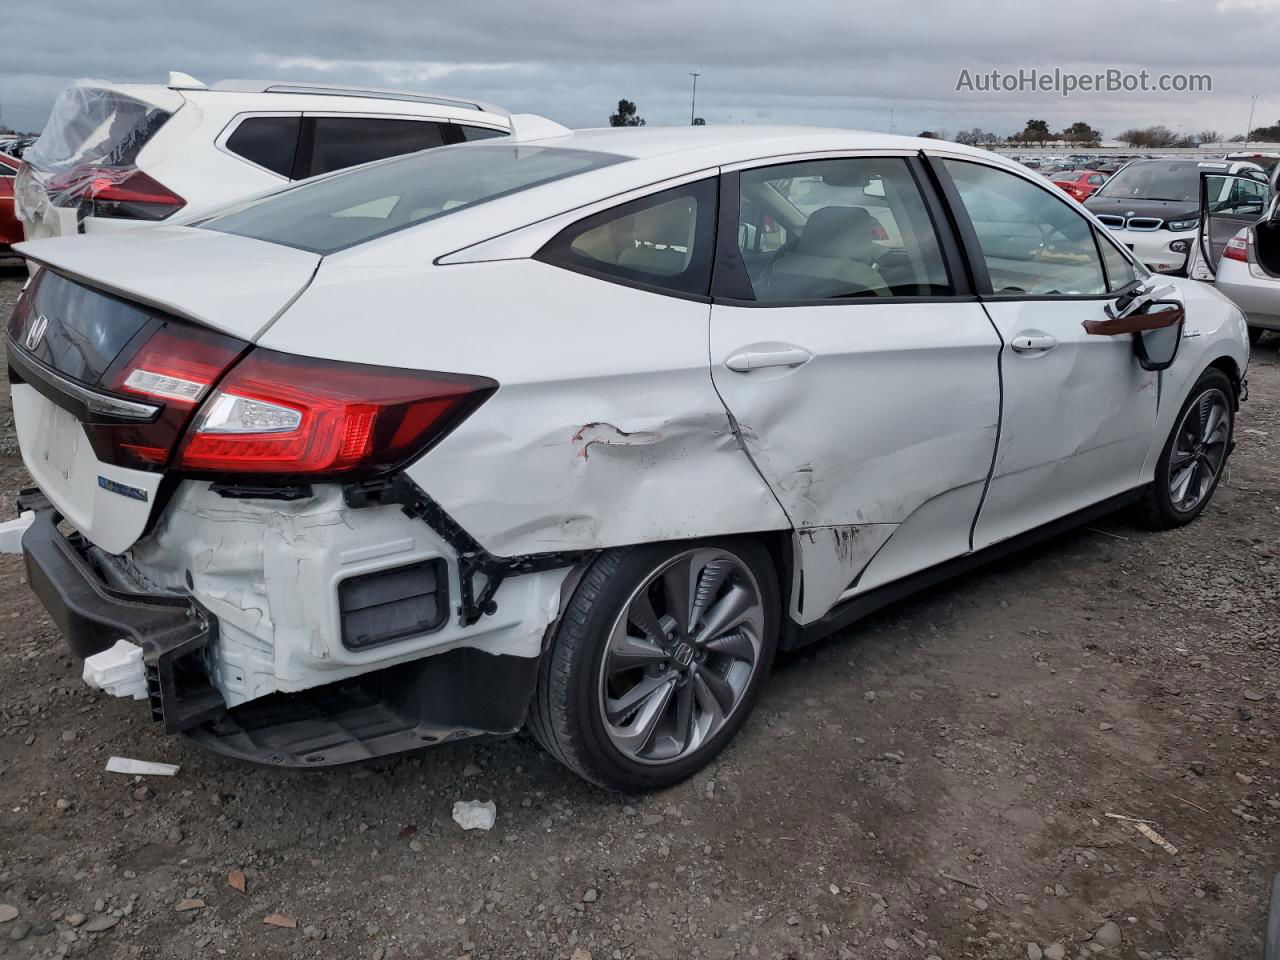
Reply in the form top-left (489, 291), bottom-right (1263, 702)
top-left (689, 72), bottom-right (700, 125)
top-left (1244, 94), bottom-right (1258, 148)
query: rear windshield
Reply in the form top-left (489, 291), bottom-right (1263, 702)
top-left (24, 85), bottom-right (171, 174)
top-left (198, 143), bottom-right (624, 254)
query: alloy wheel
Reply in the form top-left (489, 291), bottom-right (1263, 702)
top-left (1169, 387), bottom-right (1230, 513)
top-left (597, 548), bottom-right (765, 765)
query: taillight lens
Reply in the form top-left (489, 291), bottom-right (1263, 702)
top-left (1222, 234), bottom-right (1250, 263)
top-left (84, 322), bottom-right (248, 469)
top-left (176, 349), bottom-right (496, 479)
top-left (48, 164), bottom-right (185, 221)
top-left (86, 169), bottom-right (186, 221)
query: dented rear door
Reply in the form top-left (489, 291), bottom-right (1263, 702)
top-left (710, 155), bottom-right (1002, 621)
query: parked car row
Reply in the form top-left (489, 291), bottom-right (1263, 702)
top-left (2, 76), bottom-right (1254, 791)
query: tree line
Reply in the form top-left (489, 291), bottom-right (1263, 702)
top-left (608, 101), bottom-right (1280, 148)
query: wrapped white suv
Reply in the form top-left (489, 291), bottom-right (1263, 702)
top-left (15, 73), bottom-right (509, 241)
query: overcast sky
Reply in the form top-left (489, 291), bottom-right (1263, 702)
top-left (3, 0), bottom-right (1278, 140)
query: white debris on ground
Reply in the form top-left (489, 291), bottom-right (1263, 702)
top-left (452, 799), bottom-right (497, 831)
top-left (0, 510), bottom-right (33, 554)
top-left (104, 757), bottom-right (180, 777)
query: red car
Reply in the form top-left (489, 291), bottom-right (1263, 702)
top-left (1051, 169), bottom-right (1107, 203)
top-left (0, 153), bottom-right (22, 256)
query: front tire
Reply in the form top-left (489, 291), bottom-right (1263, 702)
top-left (1138, 368), bottom-right (1234, 529)
top-left (529, 539), bottom-right (778, 792)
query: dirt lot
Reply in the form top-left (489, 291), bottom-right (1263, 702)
top-left (0, 264), bottom-right (1275, 960)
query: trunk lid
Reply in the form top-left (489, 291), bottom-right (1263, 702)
top-left (8, 231), bottom-right (320, 553)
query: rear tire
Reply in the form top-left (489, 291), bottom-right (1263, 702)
top-left (529, 539), bottom-right (778, 792)
top-left (1138, 368), bottom-right (1234, 529)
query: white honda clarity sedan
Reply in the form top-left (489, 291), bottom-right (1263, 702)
top-left (7, 123), bottom-right (1250, 791)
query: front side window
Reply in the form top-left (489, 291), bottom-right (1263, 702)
top-left (943, 159), bottom-right (1106, 296)
top-left (736, 157), bottom-right (952, 301)
top-left (303, 117), bottom-right (447, 177)
top-left (1096, 231), bottom-right (1142, 291)
top-left (537, 179), bottom-right (717, 296)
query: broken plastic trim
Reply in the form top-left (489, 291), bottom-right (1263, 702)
top-left (343, 473), bottom-right (593, 626)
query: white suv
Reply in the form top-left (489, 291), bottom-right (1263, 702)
top-left (15, 72), bottom-right (509, 241)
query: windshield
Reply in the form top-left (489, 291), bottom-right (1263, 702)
top-left (198, 143), bottom-right (623, 254)
top-left (1094, 161), bottom-right (1228, 203)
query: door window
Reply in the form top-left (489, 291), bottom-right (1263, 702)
top-left (302, 117), bottom-right (447, 177)
top-left (943, 159), bottom-right (1107, 296)
top-left (537, 180), bottom-right (717, 296)
top-left (736, 157), bottom-right (952, 301)
top-left (224, 116), bottom-right (301, 178)
top-left (1096, 231), bottom-right (1141, 291)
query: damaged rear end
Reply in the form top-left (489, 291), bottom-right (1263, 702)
top-left (8, 230), bottom-right (558, 766)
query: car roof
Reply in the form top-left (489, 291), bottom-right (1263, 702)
top-left (530, 125), bottom-right (994, 164)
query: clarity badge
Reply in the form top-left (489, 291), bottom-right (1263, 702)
top-left (98, 475), bottom-right (149, 502)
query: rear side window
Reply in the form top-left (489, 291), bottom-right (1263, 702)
top-left (302, 117), bottom-right (447, 177)
top-left (225, 116), bottom-right (300, 178)
top-left (458, 125), bottom-right (506, 142)
top-left (536, 179), bottom-right (718, 297)
top-left (943, 159), bottom-right (1106, 296)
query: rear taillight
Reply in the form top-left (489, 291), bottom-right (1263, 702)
top-left (86, 169), bottom-right (185, 221)
top-left (84, 322), bottom-right (248, 469)
top-left (176, 350), bottom-right (496, 479)
top-left (1222, 234), bottom-right (1250, 263)
top-left (47, 164), bottom-right (185, 221)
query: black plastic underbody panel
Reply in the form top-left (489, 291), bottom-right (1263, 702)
top-left (185, 646), bottom-right (541, 768)
top-left (17, 487), bottom-right (224, 732)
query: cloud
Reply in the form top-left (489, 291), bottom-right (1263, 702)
top-left (2, 0), bottom-right (1276, 139)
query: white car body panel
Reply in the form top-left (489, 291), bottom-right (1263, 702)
top-left (11, 385), bottom-right (163, 554)
top-left (260, 258), bottom-right (792, 557)
top-left (972, 299), bottom-right (1158, 549)
top-left (15, 229), bottom-right (320, 340)
top-left (1108, 226), bottom-right (1195, 273)
top-left (707, 300), bottom-right (1001, 619)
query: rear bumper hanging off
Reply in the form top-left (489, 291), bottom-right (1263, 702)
top-left (17, 486), bottom-right (224, 733)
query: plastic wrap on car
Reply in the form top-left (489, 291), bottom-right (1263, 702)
top-left (14, 80), bottom-right (174, 231)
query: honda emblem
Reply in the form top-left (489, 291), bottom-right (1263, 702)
top-left (24, 313), bottom-right (49, 351)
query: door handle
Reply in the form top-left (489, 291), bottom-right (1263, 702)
top-left (725, 347), bottom-right (813, 372)
top-left (1010, 334), bottom-right (1057, 353)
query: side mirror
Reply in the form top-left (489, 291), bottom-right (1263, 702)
top-left (1084, 299), bottom-right (1185, 372)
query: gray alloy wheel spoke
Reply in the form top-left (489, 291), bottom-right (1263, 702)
top-left (598, 548), bottom-right (766, 766)
top-left (690, 558), bottom-right (734, 629)
top-left (606, 633), bottom-right (670, 674)
top-left (627, 592), bottom-right (667, 645)
top-left (692, 664), bottom-right (737, 715)
top-left (1203, 404), bottom-right (1228, 446)
top-left (701, 630), bottom-right (756, 662)
top-left (694, 585), bottom-right (756, 645)
top-left (661, 556), bottom-right (695, 640)
top-left (605, 672), bottom-right (674, 725)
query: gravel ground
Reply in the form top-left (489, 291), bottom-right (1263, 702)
top-left (0, 264), bottom-right (1276, 960)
